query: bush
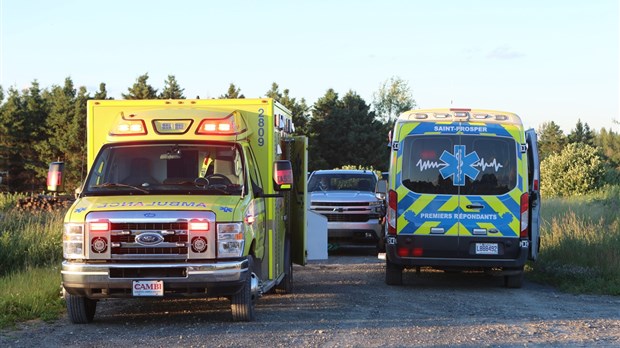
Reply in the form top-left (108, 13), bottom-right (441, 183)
top-left (540, 143), bottom-right (608, 197)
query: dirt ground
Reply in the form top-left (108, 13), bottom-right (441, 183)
top-left (2, 249), bottom-right (619, 347)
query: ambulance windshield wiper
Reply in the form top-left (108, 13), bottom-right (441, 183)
top-left (93, 182), bottom-right (150, 194)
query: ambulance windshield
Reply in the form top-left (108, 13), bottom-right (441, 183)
top-left (400, 135), bottom-right (517, 195)
top-left (83, 143), bottom-right (244, 196)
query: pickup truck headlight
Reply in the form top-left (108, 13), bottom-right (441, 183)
top-left (217, 222), bottom-right (245, 258)
top-left (369, 201), bottom-right (384, 214)
top-left (63, 223), bottom-right (84, 259)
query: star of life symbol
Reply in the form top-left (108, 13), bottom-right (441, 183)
top-left (439, 145), bottom-right (480, 186)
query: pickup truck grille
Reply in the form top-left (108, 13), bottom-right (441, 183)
top-left (323, 213), bottom-right (372, 222)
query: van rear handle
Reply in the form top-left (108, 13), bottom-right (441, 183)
top-left (466, 204), bottom-right (484, 210)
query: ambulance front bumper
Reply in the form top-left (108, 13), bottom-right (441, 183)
top-left (61, 259), bottom-right (248, 299)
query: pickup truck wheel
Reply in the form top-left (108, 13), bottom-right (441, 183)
top-left (385, 258), bottom-right (403, 285)
top-left (231, 257), bottom-right (256, 322)
top-left (504, 268), bottom-right (524, 288)
top-left (64, 290), bottom-right (97, 324)
top-left (275, 238), bottom-right (293, 294)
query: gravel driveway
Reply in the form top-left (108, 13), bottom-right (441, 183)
top-left (2, 249), bottom-right (619, 347)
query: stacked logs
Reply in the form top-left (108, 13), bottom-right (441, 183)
top-left (16, 195), bottom-right (74, 212)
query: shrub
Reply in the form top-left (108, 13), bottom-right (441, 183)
top-left (540, 143), bottom-right (607, 197)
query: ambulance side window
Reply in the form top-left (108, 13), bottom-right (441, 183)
top-left (246, 148), bottom-right (263, 194)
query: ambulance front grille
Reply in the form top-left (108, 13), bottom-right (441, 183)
top-left (109, 222), bottom-right (189, 257)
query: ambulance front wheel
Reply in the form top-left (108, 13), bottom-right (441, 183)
top-left (385, 258), bottom-right (403, 285)
top-left (64, 290), bottom-right (97, 324)
top-left (504, 267), bottom-right (524, 288)
top-left (231, 256), bottom-right (256, 322)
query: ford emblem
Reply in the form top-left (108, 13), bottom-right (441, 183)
top-left (144, 213), bottom-right (156, 218)
top-left (135, 232), bottom-right (164, 246)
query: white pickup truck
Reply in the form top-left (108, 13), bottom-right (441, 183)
top-left (308, 170), bottom-right (385, 249)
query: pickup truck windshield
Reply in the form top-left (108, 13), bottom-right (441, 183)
top-left (84, 143), bottom-right (244, 196)
top-left (308, 173), bottom-right (376, 192)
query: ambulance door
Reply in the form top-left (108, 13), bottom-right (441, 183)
top-left (290, 136), bottom-right (307, 266)
top-left (458, 135), bottom-right (521, 258)
top-left (525, 129), bottom-right (541, 261)
top-left (398, 134), bottom-right (460, 255)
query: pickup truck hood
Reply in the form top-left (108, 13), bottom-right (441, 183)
top-left (66, 195), bottom-right (241, 221)
top-left (310, 191), bottom-right (378, 203)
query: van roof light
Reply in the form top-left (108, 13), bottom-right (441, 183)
top-left (495, 114), bottom-right (508, 121)
top-left (414, 113), bottom-right (428, 119)
top-left (473, 114), bottom-right (491, 119)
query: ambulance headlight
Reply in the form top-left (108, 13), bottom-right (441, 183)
top-left (63, 223), bottom-right (84, 259)
top-left (217, 222), bottom-right (245, 258)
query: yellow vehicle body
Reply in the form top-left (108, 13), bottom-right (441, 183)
top-left (61, 98), bottom-right (307, 322)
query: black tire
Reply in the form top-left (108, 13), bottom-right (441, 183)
top-left (64, 290), bottom-right (97, 324)
top-left (275, 238), bottom-right (293, 294)
top-left (504, 269), bottom-right (524, 288)
top-left (385, 258), bottom-right (403, 285)
top-left (231, 257), bottom-right (256, 322)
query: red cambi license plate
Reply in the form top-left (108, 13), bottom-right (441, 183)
top-left (132, 280), bottom-right (164, 296)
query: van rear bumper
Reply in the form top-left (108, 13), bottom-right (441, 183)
top-left (385, 236), bottom-right (529, 269)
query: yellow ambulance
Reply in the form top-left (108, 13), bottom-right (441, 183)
top-left (384, 108), bottom-right (540, 288)
top-left (57, 98), bottom-right (307, 322)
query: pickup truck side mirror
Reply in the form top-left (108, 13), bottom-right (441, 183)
top-left (376, 179), bottom-right (387, 194)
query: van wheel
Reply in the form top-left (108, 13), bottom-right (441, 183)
top-left (231, 257), bottom-right (256, 322)
top-left (276, 238), bottom-right (293, 294)
top-left (504, 269), bottom-right (524, 288)
top-left (385, 259), bottom-right (403, 285)
top-left (64, 290), bottom-right (97, 324)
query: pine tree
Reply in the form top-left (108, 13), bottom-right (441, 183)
top-left (538, 121), bottom-right (567, 160)
top-left (94, 82), bottom-right (110, 100)
top-left (122, 73), bottom-right (158, 99)
top-left (568, 119), bottom-right (595, 146)
top-left (159, 75), bottom-right (185, 99)
top-left (219, 83), bottom-right (245, 99)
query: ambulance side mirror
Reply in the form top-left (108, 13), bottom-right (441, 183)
top-left (47, 162), bottom-right (64, 193)
top-left (273, 160), bottom-right (293, 191)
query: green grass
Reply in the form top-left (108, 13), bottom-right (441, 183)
top-left (0, 266), bottom-right (64, 328)
top-left (528, 186), bottom-right (620, 294)
top-left (0, 193), bottom-right (67, 328)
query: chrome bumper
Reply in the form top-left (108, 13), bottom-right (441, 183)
top-left (62, 259), bottom-right (248, 298)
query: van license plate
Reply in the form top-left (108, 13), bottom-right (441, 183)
top-left (475, 243), bottom-right (499, 255)
top-left (132, 280), bottom-right (164, 296)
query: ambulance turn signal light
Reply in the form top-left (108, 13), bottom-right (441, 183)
top-left (110, 117), bottom-right (147, 136)
top-left (89, 220), bottom-right (110, 232)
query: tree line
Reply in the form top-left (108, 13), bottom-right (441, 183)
top-left (0, 74), bottom-right (413, 192)
top-left (1, 73), bottom-right (618, 196)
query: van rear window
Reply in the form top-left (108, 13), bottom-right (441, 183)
top-left (400, 135), bottom-right (517, 195)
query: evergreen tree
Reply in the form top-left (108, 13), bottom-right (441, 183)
top-left (568, 119), bottom-right (595, 146)
top-left (538, 121), bottom-right (567, 160)
top-left (122, 73), bottom-right (158, 99)
top-left (219, 83), bottom-right (245, 99)
top-left (159, 75), bottom-right (185, 99)
top-left (372, 76), bottom-right (416, 125)
top-left (93, 82), bottom-right (110, 100)
top-left (308, 89), bottom-right (386, 170)
top-left (0, 87), bottom-right (30, 190)
top-left (264, 82), bottom-right (309, 135)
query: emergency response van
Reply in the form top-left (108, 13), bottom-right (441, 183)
top-left (56, 98), bottom-right (307, 323)
top-left (384, 108), bottom-right (540, 288)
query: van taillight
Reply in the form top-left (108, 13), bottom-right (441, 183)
top-left (388, 190), bottom-right (397, 235)
top-left (520, 193), bottom-right (529, 238)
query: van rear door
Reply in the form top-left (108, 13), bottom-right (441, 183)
top-left (457, 134), bottom-right (521, 258)
top-left (525, 129), bottom-right (541, 261)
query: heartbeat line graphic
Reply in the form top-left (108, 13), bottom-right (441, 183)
top-left (416, 159), bottom-right (446, 171)
top-left (473, 158), bottom-right (503, 172)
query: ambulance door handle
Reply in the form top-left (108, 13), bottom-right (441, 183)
top-left (466, 204), bottom-right (484, 210)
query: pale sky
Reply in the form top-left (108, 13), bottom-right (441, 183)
top-left (1, 0), bottom-right (618, 134)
